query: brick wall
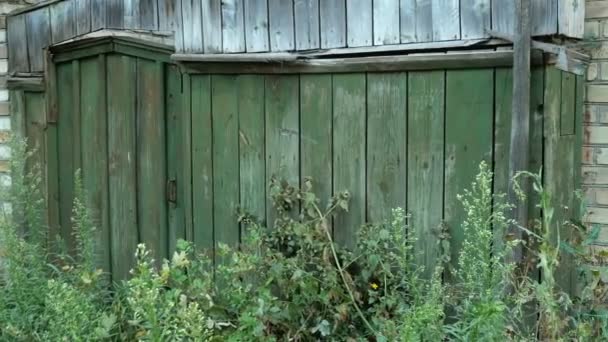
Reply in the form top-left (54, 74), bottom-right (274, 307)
top-left (585, 0), bottom-right (608, 240)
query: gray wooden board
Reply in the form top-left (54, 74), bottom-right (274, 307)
top-left (75, 0), bottom-right (91, 36)
top-left (222, 0), bottom-right (246, 52)
top-left (139, 0), bottom-right (159, 30)
top-left (26, 8), bottom-right (51, 72)
top-left (159, 0), bottom-right (184, 51)
top-left (492, 0), bottom-right (515, 36)
top-left (373, 0), bottom-right (400, 45)
top-left (268, 0), bottom-right (295, 51)
top-left (244, 0), bottom-right (270, 52)
top-left (460, 0), bottom-right (490, 39)
top-left (320, 0), bottom-right (346, 48)
top-left (531, 0), bottom-right (557, 35)
top-left (183, 0), bottom-right (204, 53)
top-left (559, 0), bottom-right (584, 38)
top-left (8, 15), bottom-right (29, 75)
top-left (294, 0), bottom-right (320, 50)
top-left (432, 0), bottom-right (460, 40)
top-left (123, 0), bottom-right (139, 29)
top-left (201, 0), bottom-right (222, 53)
top-left (91, 0), bottom-right (106, 31)
top-left (50, 0), bottom-right (75, 43)
top-left (347, 0), bottom-right (372, 47)
top-left (106, 0), bottom-right (124, 28)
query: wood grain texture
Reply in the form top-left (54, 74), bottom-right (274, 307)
top-left (222, 0), bottom-right (246, 52)
top-left (8, 15), bottom-right (30, 73)
top-left (244, 0), bottom-right (270, 52)
top-left (139, 0), bottom-right (159, 30)
top-left (26, 8), bottom-right (51, 72)
top-left (400, 0), bottom-right (433, 43)
top-left (159, 0), bottom-right (184, 51)
top-left (75, 0), bottom-right (91, 36)
top-left (238, 75), bottom-right (266, 222)
top-left (91, 0), bottom-right (106, 30)
top-left (212, 75), bottom-right (241, 259)
top-left (444, 69), bottom-right (493, 280)
top-left (181, 74), bottom-right (194, 243)
top-left (269, 0), bottom-right (295, 51)
top-left (531, 0), bottom-right (557, 35)
top-left (294, 0), bottom-right (320, 50)
top-left (492, 0), bottom-right (515, 36)
top-left (366, 72), bottom-right (407, 222)
top-left (408, 70), bottom-right (444, 279)
top-left (191, 75), bottom-right (214, 252)
top-left (265, 75), bottom-right (299, 224)
top-left (460, 0), bottom-right (490, 39)
top-left (137, 59), bottom-right (167, 262)
top-left (320, 0), bottom-right (346, 48)
top-left (373, 0), bottom-right (400, 45)
top-left (50, 0), bottom-right (75, 43)
top-left (107, 55), bottom-right (138, 281)
top-left (559, 0), bottom-right (584, 38)
top-left (432, 0), bottom-right (460, 40)
top-left (183, 0), bottom-right (204, 53)
top-left (347, 0), bottom-right (372, 47)
top-left (300, 74), bottom-right (332, 211)
top-left (333, 73), bottom-right (366, 248)
top-left (123, 0), bottom-right (139, 29)
top-left (106, 0), bottom-right (124, 28)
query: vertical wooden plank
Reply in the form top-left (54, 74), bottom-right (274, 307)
top-left (529, 67), bottom-right (545, 224)
top-left (432, 0), bottom-right (460, 40)
top-left (320, 0), bottom-right (346, 48)
top-left (300, 75), bottom-right (332, 210)
top-left (333, 73), bottom-right (366, 248)
top-left (373, 0), bottom-right (400, 45)
top-left (50, 0), bottom-right (76, 43)
top-left (181, 74), bottom-right (194, 243)
top-left (137, 59), bottom-right (167, 262)
top-left (347, 0), bottom-right (372, 47)
top-left (9, 90), bottom-right (25, 140)
top-left (244, 0), bottom-right (270, 52)
top-left (46, 120), bottom-right (60, 245)
top-left (56, 62), bottom-right (76, 251)
top-left (238, 75), bottom-right (266, 222)
top-left (181, 0), bottom-right (203, 53)
top-left (222, 0), bottom-right (246, 52)
top-left (107, 55), bottom-right (138, 280)
top-left (91, 0), bottom-right (107, 31)
top-left (80, 56), bottom-right (110, 274)
top-left (159, 0), bottom-right (184, 51)
top-left (366, 73), bottom-right (407, 222)
top-left (294, 0), bottom-right (320, 50)
top-left (444, 69), bottom-right (493, 279)
top-left (212, 76), bottom-right (240, 258)
top-left (265, 75), bottom-right (299, 225)
top-left (72, 60), bottom-right (82, 179)
top-left (202, 0), bottom-right (222, 53)
top-left (7, 14), bottom-right (29, 73)
top-left (492, 0), bottom-right (515, 36)
top-left (191, 75), bottom-right (214, 252)
top-left (24, 93), bottom-right (47, 188)
top-left (268, 0), bottom-right (295, 51)
top-left (561, 72), bottom-right (576, 135)
top-left (408, 71), bottom-right (444, 279)
top-left (139, 0), bottom-right (159, 30)
top-left (106, 0), bottom-right (125, 28)
top-left (25, 8), bottom-right (51, 72)
top-left (166, 65), bottom-right (185, 255)
top-left (559, 0), bottom-right (584, 38)
top-left (400, 0), bottom-right (433, 43)
top-left (76, 0), bottom-right (92, 36)
top-left (460, 0), bottom-right (490, 39)
top-left (531, 0), bottom-right (557, 35)
top-left (123, 0), bottom-right (139, 29)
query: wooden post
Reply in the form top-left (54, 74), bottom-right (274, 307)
top-left (508, 0), bottom-right (531, 261)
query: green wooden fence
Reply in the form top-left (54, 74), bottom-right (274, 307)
top-left (9, 37), bottom-right (583, 294)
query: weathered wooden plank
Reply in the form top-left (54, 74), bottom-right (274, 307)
top-left (191, 75), bottom-right (214, 252)
top-left (238, 75), bottom-right (266, 222)
top-left (107, 55), bottom-right (137, 280)
top-left (50, 0), bottom-right (75, 43)
top-left (269, 0), bottom-right (295, 51)
top-left (167, 65), bottom-right (185, 255)
top-left (531, 0), bottom-right (557, 35)
top-left (529, 67), bottom-right (545, 224)
top-left (178, 0), bottom-right (203, 53)
top-left (46, 119), bottom-right (60, 246)
top-left (123, 0), bottom-right (139, 29)
top-left (159, 0), bottom-right (184, 51)
top-left (300, 74), bottom-right (332, 211)
top-left (408, 70), bottom-right (444, 279)
top-left (72, 60), bottom-right (82, 183)
top-left (265, 75), bottom-right (299, 224)
top-left (201, 0), bottom-right (222, 53)
top-left (222, 0), bottom-right (245, 52)
top-left (444, 69), bottom-right (493, 279)
top-left (461, 0), bottom-right (490, 39)
top-left (294, 0), bottom-right (319, 50)
top-left (9, 90), bottom-right (26, 141)
top-left (347, 0), bottom-right (372, 47)
top-left (25, 8), bottom-right (51, 72)
top-left (139, 0), bottom-right (159, 30)
top-left (106, 0), bottom-right (124, 28)
top-left (320, 0), bottom-right (346, 48)
top-left (8, 14), bottom-right (30, 73)
top-left (181, 73), bottom-right (194, 243)
top-left (91, 0), bottom-right (107, 31)
top-left (80, 56), bottom-right (110, 274)
top-left (24, 93), bottom-right (47, 191)
top-left (400, 0), bottom-right (432, 42)
top-left (56, 62), bottom-right (76, 252)
top-left (137, 59), bottom-right (167, 261)
top-left (333, 73), bottom-right (366, 248)
top-left (492, 0), bottom-right (515, 36)
top-left (244, 0), bottom-right (269, 52)
top-left (561, 70), bottom-right (576, 135)
top-left (432, 0), bottom-right (460, 40)
top-left (559, 0), bottom-right (584, 38)
top-left (76, 0), bottom-right (91, 36)
top-left (366, 72), bottom-right (407, 221)
top-left (212, 75), bottom-right (240, 258)
top-left (373, 0), bottom-right (400, 45)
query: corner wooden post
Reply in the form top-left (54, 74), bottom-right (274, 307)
top-left (508, 0), bottom-right (531, 261)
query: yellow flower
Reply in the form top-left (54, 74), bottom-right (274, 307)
top-left (370, 282), bottom-right (379, 290)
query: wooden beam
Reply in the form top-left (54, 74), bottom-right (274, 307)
top-left (6, 76), bottom-right (45, 92)
top-left (508, 0), bottom-right (531, 260)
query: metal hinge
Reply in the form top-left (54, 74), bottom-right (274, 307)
top-left (167, 179), bottom-right (177, 203)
